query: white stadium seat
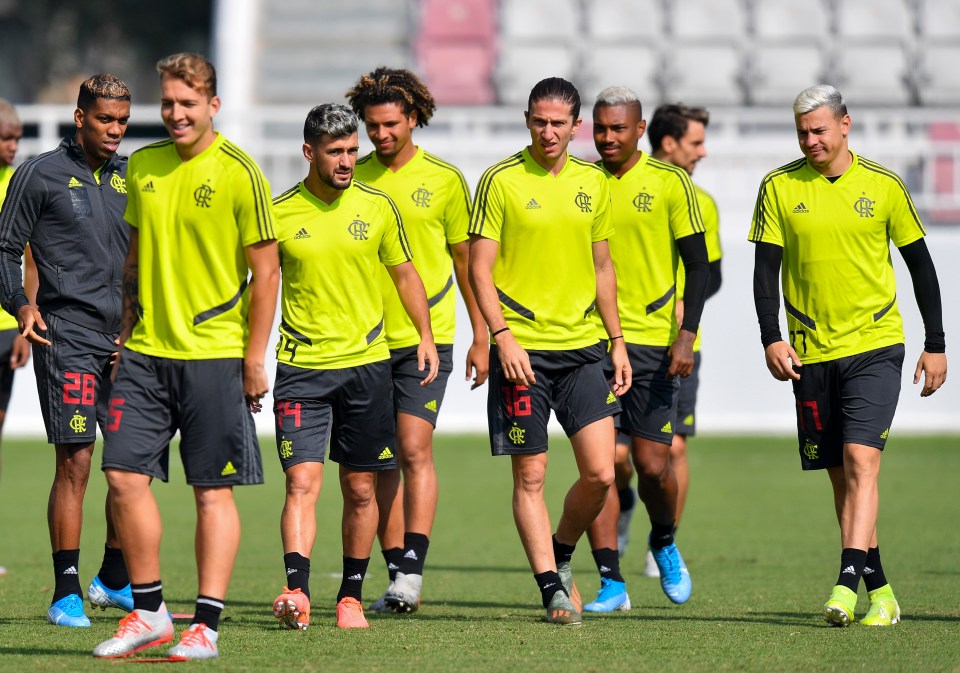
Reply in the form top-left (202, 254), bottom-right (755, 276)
top-left (833, 44), bottom-right (911, 106)
top-left (670, 0), bottom-right (747, 41)
top-left (748, 45), bottom-right (826, 107)
top-left (664, 44), bottom-right (745, 106)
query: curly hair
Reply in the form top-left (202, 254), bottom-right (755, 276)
top-left (77, 74), bottom-right (131, 112)
top-left (346, 67), bottom-right (436, 128)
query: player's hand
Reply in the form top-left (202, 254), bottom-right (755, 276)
top-left (466, 338), bottom-right (490, 390)
top-left (110, 336), bottom-right (121, 366)
top-left (608, 338), bottom-right (631, 396)
top-left (17, 304), bottom-right (51, 346)
top-left (914, 351), bottom-right (947, 397)
top-left (9, 333), bottom-right (31, 369)
top-left (417, 336), bottom-right (439, 386)
top-left (667, 330), bottom-right (696, 378)
top-left (243, 358), bottom-right (269, 412)
top-left (494, 329), bottom-right (535, 387)
top-left (764, 341), bottom-right (802, 381)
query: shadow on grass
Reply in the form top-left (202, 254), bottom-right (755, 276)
top-left (0, 646), bottom-right (87, 657)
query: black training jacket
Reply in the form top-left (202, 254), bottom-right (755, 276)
top-left (0, 137), bottom-right (129, 335)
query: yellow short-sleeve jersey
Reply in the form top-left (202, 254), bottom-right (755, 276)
top-left (749, 152), bottom-right (925, 363)
top-left (0, 166), bottom-right (18, 330)
top-left (676, 183), bottom-right (721, 351)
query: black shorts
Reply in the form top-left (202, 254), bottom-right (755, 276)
top-left (32, 314), bottom-right (115, 444)
top-left (0, 328), bottom-right (18, 412)
top-left (607, 344), bottom-right (680, 445)
top-left (676, 351), bottom-right (702, 436)
top-left (792, 344), bottom-right (904, 470)
top-left (488, 342), bottom-right (620, 456)
top-left (391, 344), bottom-right (454, 426)
top-left (102, 350), bottom-right (263, 486)
top-left (273, 360), bottom-right (397, 472)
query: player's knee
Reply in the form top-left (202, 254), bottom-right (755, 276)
top-left (342, 472), bottom-right (377, 509)
top-left (104, 468), bottom-right (148, 500)
top-left (285, 466), bottom-right (321, 500)
top-left (513, 464), bottom-right (546, 495)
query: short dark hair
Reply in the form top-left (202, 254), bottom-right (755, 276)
top-left (346, 67), bottom-right (435, 127)
top-left (648, 104), bottom-right (709, 152)
top-left (528, 77), bottom-right (581, 119)
top-left (304, 103), bottom-right (359, 145)
top-left (77, 74), bottom-right (131, 112)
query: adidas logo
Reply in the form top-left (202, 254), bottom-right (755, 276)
top-left (424, 399), bottom-right (438, 412)
top-left (286, 568), bottom-right (297, 575)
top-left (841, 565), bottom-right (856, 575)
top-left (880, 428), bottom-right (889, 440)
top-left (599, 565), bottom-right (611, 573)
top-left (792, 202), bottom-right (809, 214)
top-left (404, 549), bottom-right (419, 560)
top-left (525, 198), bottom-right (541, 209)
top-left (63, 565), bottom-right (79, 575)
top-left (606, 391), bottom-right (616, 404)
top-left (346, 573), bottom-right (363, 581)
top-left (68, 177), bottom-right (83, 189)
top-left (863, 566), bottom-right (875, 575)
top-left (660, 421), bottom-right (673, 433)
top-left (543, 582), bottom-right (556, 589)
top-left (683, 414), bottom-right (695, 426)
top-left (141, 180), bottom-right (155, 193)
top-left (378, 447), bottom-right (394, 460)
top-left (387, 562), bottom-right (399, 570)
top-left (293, 227), bottom-right (311, 240)
top-left (220, 461), bottom-right (237, 476)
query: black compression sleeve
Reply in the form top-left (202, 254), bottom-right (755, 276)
top-left (676, 233), bottom-right (709, 333)
top-left (705, 260), bottom-right (722, 300)
top-left (753, 242), bottom-right (783, 349)
top-left (898, 238), bottom-right (946, 353)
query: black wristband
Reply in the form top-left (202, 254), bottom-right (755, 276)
top-left (608, 335), bottom-right (623, 341)
top-left (491, 327), bottom-right (510, 337)
top-left (924, 330), bottom-right (946, 354)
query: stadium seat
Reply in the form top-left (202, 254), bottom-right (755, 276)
top-left (747, 44), bottom-right (826, 107)
top-left (663, 44), bottom-right (745, 106)
top-left (670, 0), bottom-right (747, 41)
top-left (581, 45), bottom-right (661, 108)
top-left (418, 43), bottom-right (496, 105)
top-left (419, 0), bottom-right (496, 41)
top-left (754, 0), bottom-right (830, 40)
top-left (584, 0), bottom-right (664, 41)
top-left (834, 44), bottom-right (911, 106)
top-left (494, 43), bottom-right (576, 105)
top-left (500, 0), bottom-right (580, 40)
top-left (919, 0), bottom-right (960, 38)
top-left (917, 44), bottom-right (960, 106)
top-left (835, 0), bottom-right (915, 40)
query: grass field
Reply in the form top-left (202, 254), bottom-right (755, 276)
top-left (0, 433), bottom-right (958, 672)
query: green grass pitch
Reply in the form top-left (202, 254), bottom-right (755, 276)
top-left (0, 434), bottom-right (958, 672)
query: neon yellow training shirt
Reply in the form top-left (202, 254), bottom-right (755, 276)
top-left (676, 183), bottom-right (721, 351)
top-left (0, 166), bottom-right (18, 330)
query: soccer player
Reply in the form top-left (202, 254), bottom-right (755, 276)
top-left (93, 53), bottom-right (279, 659)
top-left (638, 103), bottom-right (724, 578)
top-left (750, 84), bottom-right (947, 627)
top-left (582, 87), bottom-right (709, 613)
top-left (0, 97), bottom-right (36, 579)
top-left (0, 77), bottom-right (133, 626)
top-left (468, 77), bottom-right (631, 626)
top-left (346, 67), bottom-right (486, 613)
top-left (270, 103), bottom-right (438, 630)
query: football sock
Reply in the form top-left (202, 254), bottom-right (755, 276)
top-left (592, 547), bottom-right (624, 583)
top-left (617, 486), bottom-right (635, 513)
top-left (131, 580), bottom-right (164, 612)
top-left (534, 570), bottom-right (565, 608)
top-left (552, 536), bottom-right (575, 565)
top-left (337, 557), bottom-right (369, 602)
top-left (192, 595), bottom-right (224, 631)
top-left (51, 549), bottom-right (82, 602)
top-left (649, 521), bottom-right (675, 550)
top-left (382, 547), bottom-right (403, 582)
top-left (862, 546), bottom-right (888, 592)
top-left (97, 544), bottom-right (129, 590)
top-left (837, 547), bottom-right (868, 592)
top-left (283, 551), bottom-right (311, 598)
top-left (399, 532), bottom-right (429, 575)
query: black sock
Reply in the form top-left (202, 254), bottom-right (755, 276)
top-left (862, 546), bottom-right (888, 592)
top-left (131, 580), bottom-right (164, 612)
top-left (649, 521), bottom-right (674, 550)
top-left (382, 547), bottom-right (403, 582)
top-left (52, 549), bottom-right (82, 603)
top-left (617, 487), bottom-right (635, 513)
top-left (836, 548), bottom-right (868, 592)
top-left (97, 544), bottom-right (129, 590)
top-left (399, 532), bottom-right (430, 575)
top-left (283, 551), bottom-right (311, 598)
top-left (552, 536), bottom-right (575, 566)
top-left (337, 557), bottom-right (369, 602)
top-left (534, 570), bottom-right (564, 608)
top-left (591, 547), bottom-right (624, 583)
top-left (192, 595), bottom-right (223, 631)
